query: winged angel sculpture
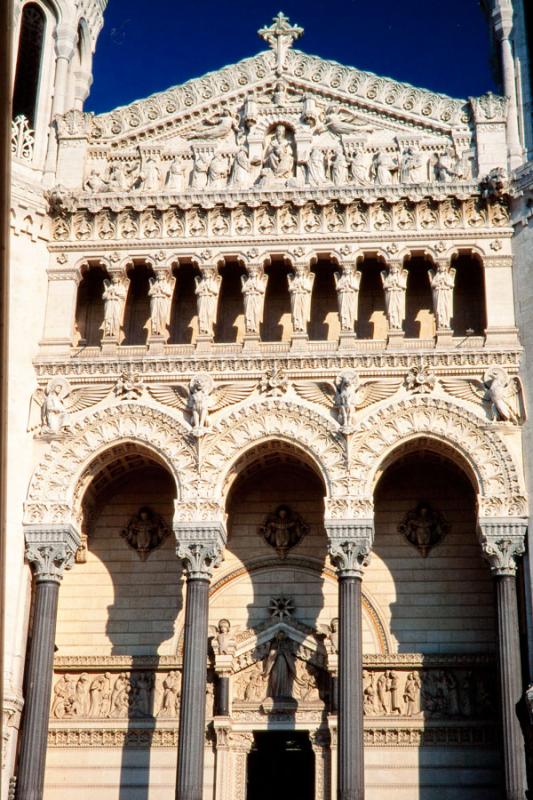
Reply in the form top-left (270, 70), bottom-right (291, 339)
top-left (294, 369), bottom-right (401, 431)
top-left (441, 367), bottom-right (524, 424)
top-left (148, 374), bottom-right (256, 435)
top-left (28, 378), bottom-right (111, 435)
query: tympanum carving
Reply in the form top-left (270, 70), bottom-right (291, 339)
top-left (121, 507), bottom-right (170, 560)
top-left (398, 502), bottom-right (449, 557)
top-left (259, 505), bottom-right (309, 558)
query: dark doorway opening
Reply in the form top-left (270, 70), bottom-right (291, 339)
top-left (246, 730), bottom-right (315, 800)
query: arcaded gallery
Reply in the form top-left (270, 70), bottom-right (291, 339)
top-left (4, 3), bottom-right (533, 800)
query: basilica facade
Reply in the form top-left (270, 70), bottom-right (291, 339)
top-left (5, 3), bottom-right (533, 800)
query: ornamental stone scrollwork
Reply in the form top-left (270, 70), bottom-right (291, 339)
top-left (478, 519), bottom-right (527, 577)
top-left (259, 505), bottom-right (310, 558)
top-left (325, 520), bottom-right (374, 578)
top-left (121, 507), bottom-right (171, 560)
top-left (405, 363), bottom-right (436, 394)
top-left (398, 502), bottom-right (450, 557)
top-left (24, 525), bottom-right (81, 583)
top-left (174, 522), bottom-right (226, 580)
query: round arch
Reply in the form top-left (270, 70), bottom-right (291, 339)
top-left (24, 403), bottom-right (196, 526)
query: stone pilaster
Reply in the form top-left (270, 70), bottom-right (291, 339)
top-left (229, 732), bottom-right (254, 800)
top-left (174, 522), bottom-right (225, 800)
top-left (213, 722), bottom-right (232, 800)
top-left (479, 518), bottom-right (527, 800)
top-left (41, 264), bottom-right (82, 354)
top-left (310, 729), bottom-right (331, 800)
top-left (326, 519), bottom-right (373, 800)
top-left (17, 525), bottom-right (80, 800)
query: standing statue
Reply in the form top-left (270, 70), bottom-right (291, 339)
top-left (334, 370), bottom-right (360, 429)
top-left (101, 272), bottom-right (128, 339)
top-left (260, 125), bottom-right (294, 183)
top-left (148, 269), bottom-right (175, 337)
top-left (305, 147), bottom-right (327, 186)
top-left (190, 152), bottom-right (211, 190)
top-left (165, 155), bottom-right (187, 191)
top-left (349, 151), bottom-right (370, 184)
top-left (434, 147), bottom-right (461, 182)
top-left (207, 152), bottom-right (229, 188)
top-left (263, 631), bottom-right (298, 699)
top-left (331, 149), bottom-right (349, 185)
top-left (334, 265), bottom-right (361, 332)
top-left (399, 147), bottom-right (422, 183)
top-left (381, 263), bottom-right (408, 330)
top-left (287, 266), bottom-right (314, 334)
top-left (229, 142), bottom-right (252, 188)
top-left (211, 619), bottom-right (236, 656)
top-left (40, 381), bottom-right (68, 433)
top-left (136, 157), bottom-right (161, 191)
top-left (403, 672), bottom-right (421, 717)
top-left (428, 262), bottom-right (456, 329)
top-left (241, 266), bottom-right (268, 334)
top-left (370, 151), bottom-right (398, 184)
top-left (194, 268), bottom-right (222, 336)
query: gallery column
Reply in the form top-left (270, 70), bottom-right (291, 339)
top-left (479, 518), bottom-right (527, 800)
top-left (174, 522), bottom-right (225, 800)
top-left (325, 518), bottom-right (373, 800)
top-left (17, 525), bottom-right (80, 800)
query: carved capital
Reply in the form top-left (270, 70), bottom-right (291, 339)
top-left (325, 519), bottom-right (374, 578)
top-left (478, 518), bottom-right (527, 577)
top-left (174, 522), bottom-right (226, 580)
top-left (24, 524), bottom-right (81, 583)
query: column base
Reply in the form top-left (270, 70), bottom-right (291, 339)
top-left (435, 328), bottom-right (453, 348)
top-left (147, 335), bottom-right (167, 354)
top-left (290, 333), bottom-right (309, 352)
top-left (386, 329), bottom-right (405, 348)
top-left (195, 335), bottom-right (214, 353)
top-left (100, 339), bottom-right (119, 355)
top-left (338, 332), bottom-right (357, 351)
top-left (242, 334), bottom-right (261, 352)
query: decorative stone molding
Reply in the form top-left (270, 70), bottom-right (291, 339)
top-left (324, 519), bottom-right (374, 578)
top-left (477, 518), bottom-right (527, 577)
top-left (174, 521), bottom-right (227, 580)
top-left (24, 524), bottom-right (81, 583)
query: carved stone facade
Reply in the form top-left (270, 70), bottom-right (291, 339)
top-left (6, 7), bottom-right (533, 800)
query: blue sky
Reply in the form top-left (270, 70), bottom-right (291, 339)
top-left (86, 1), bottom-right (497, 114)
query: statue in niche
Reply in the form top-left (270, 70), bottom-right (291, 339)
top-left (399, 146), bottom-right (422, 183)
top-left (263, 631), bottom-right (298, 699)
top-left (370, 151), bottom-right (398, 184)
top-left (207, 152), bottom-right (229, 188)
top-left (428, 262), bottom-right (456, 329)
top-left (148, 269), bottom-right (175, 336)
top-left (229, 139), bottom-right (253, 188)
top-left (136, 157), bottom-right (161, 191)
top-left (349, 151), bottom-right (370, 184)
top-left (381, 263), bottom-right (408, 330)
top-left (287, 266), bottom-right (314, 333)
top-left (165, 155), bottom-right (187, 191)
top-left (305, 146), bottom-right (327, 186)
top-left (259, 124), bottom-right (295, 184)
top-left (434, 146), bottom-right (461, 182)
top-left (334, 265), bottom-right (361, 332)
top-left (259, 504), bottom-right (309, 558)
top-left (403, 672), bottom-right (421, 717)
top-left (210, 619), bottom-right (236, 656)
top-left (331, 148), bottom-right (348, 185)
top-left (190, 152), bottom-right (211, 189)
top-left (194, 267), bottom-right (222, 336)
top-left (121, 506), bottom-right (170, 560)
top-left (189, 109), bottom-right (240, 141)
top-left (241, 266), bottom-right (268, 334)
top-left (101, 272), bottom-right (128, 339)
top-left (398, 502), bottom-right (450, 557)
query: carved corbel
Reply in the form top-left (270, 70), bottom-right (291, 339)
top-left (478, 518), bottom-right (527, 577)
top-left (24, 524), bottom-right (81, 583)
top-left (324, 519), bottom-right (374, 579)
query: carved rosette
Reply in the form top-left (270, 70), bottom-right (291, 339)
top-left (478, 518), bottom-right (527, 577)
top-left (174, 522), bottom-right (226, 580)
top-left (24, 525), bottom-right (81, 583)
top-left (324, 519), bottom-right (374, 578)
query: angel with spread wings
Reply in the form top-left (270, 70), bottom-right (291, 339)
top-left (208, 619), bottom-right (239, 656)
top-left (294, 369), bottom-right (401, 430)
top-left (29, 378), bottom-right (111, 434)
top-left (148, 375), bottom-right (256, 434)
top-left (441, 367), bottom-right (524, 424)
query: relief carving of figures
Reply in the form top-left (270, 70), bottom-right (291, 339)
top-left (101, 272), bottom-right (129, 339)
top-left (259, 124), bottom-right (295, 185)
top-left (121, 506), bottom-right (170, 560)
top-left (195, 267), bottom-right (222, 336)
top-left (287, 265), bottom-right (314, 333)
top-left (334, 265), bottom-right (361, 332)
top-left (263, 631), bottom-right (298, 699)
top-left (107, 161), bottom-right (137, 192)
top-left (434, 146), bottom-right (462, 182)
top-left (322, 104), bottom-right (373, 136)
top-left (207, 152), bottom-right (229, 188)
top-left (259, 505), bottom-right (309, 558)
top-left (305, 147), bottom-right (327, 186)
top-left (403, 672), bottom-right (421, 717)
top-left (363, 671), bottom-right (377, 715)
top-left (370, 151), bottom-right (398, 184)
top-left (187, 373), bottom-right (215, 431)
top-left (334, 369), bottom-right (361, 429)
top-left (148, 269), bottom-right (175, 337)
top-left (189, 108), bottom-right (240, 142)
top-left (237, 663), bottom-right (267, 702)
top-left (210, 619), bottom-right (236, 655)
top-left (303, 204), bottom-right (321, 232)
top-left (441, 367), bottom-right (524, 424)
top-left (229, 139), bottom-right (253, 188)
top-left (190, 152), bottom-right (211, 189)
top-left (398, 502), bottom-right (449, 557)
top-left (74, 213), bottom-right (92, 240)
top-left (83, 170), bottom-right (109, 193)
top-left (428, 262), bottom-right (455, 329)
top-left (331, 148), bottom-right (349, 185)
top-left (136, 157), bottom-right (161, 191)
top-left (28, 378), bottom-right (110, 435)
top-left (165, 154), bottom-right (187, 191)
top-left (52, 671), bottom-right (163, 719)
top-left (294, 661), bottom-right (321, 702)
top-left (234, 207), bottom-right (253, 235)
top-left (381, 262), bottom-right (408, 330)
top-left (399, 146), bottom-right (422, 183)
top-left (241, 266), bottom-right (268, 334)
top-left (323, 618), bottom-right (339, 654)
top-left (157, 671), bottom-right (181, 717)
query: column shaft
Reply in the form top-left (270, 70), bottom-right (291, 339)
top-left (338, 575), bottom-right (364, 800)
top-left (176, 577), bottom-right (210, 800)
top-left (16, 582), bottom-right (60, 800)
top-left (496, 576), bottom-right (527, 800)
top-left (217, 676), bottom-right (230, 717)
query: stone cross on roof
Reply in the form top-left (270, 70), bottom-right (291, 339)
top-left (258, 12), bottom-right (304, 73)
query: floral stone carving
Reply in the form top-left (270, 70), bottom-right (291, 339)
top-left (259, 505), bottom-right (309, 558)
top-left (398, 502), bottom-right (450, 557)
top-left (121, 507), bottom-right (170, 560)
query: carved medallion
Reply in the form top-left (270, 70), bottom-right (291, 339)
top-left (259, 505), bottom-right (309, 558)
top-left (398, 502), bottom-right (449, 557)
top-left (121, 506), bottom-right (170, 560)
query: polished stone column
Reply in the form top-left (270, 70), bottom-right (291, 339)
top-left (17, 526), bottom-right (79, 800)
top-left (479, 518), bottom-right (527, 800)
top-left (217, 676), bottom-right (230, 717)
top-left (175, 524), bottom-right (225, 800)
top-left (326, 520), bottom-right (373, 800)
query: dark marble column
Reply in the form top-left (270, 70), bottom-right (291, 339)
top-left (326, 520), bottom-right (373, 800)
top-left (217, 676), bottom-right (230, 717)
top-left (17, 528), bottom-right (79, 800)
top-left (175, 527), bottom-right (225, 800)
top-left (479, 519), bottom-right (527, 800)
